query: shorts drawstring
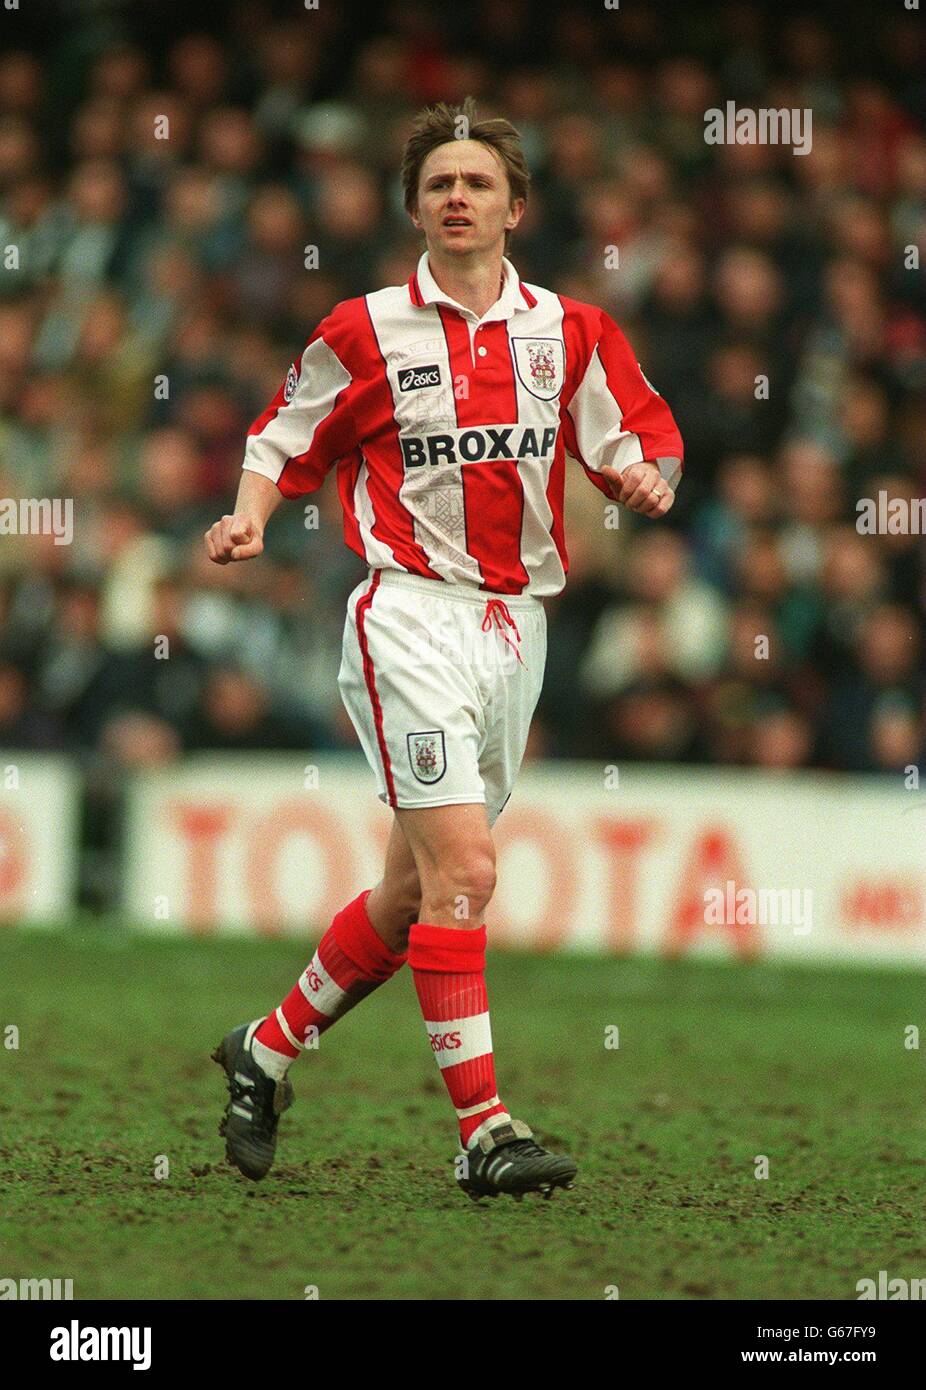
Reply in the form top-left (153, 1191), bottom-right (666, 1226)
top-left (482, 598), bottom-right (526, 668)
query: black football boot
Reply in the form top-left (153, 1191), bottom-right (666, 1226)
top-left (457, 1118), bottom-right (577, 1202)
top-left (212, 1019), bottom-right (293, 1180)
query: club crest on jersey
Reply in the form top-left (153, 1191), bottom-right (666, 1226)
top-left (407, 730), bottom-right (446, 784)
top-left (511, 337), bottom-right (565, 401)
top-left (283, 364), bottom-right (298, 403)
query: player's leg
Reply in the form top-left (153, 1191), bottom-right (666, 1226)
top-left (398, 598), bottom-right (574, 1198)
top-left (364, 815), bottom-right (422, 953)
top-left (249, 815), bottom-right (419, 1079)
top-left (397, 800), bottom-right (509, 1139)
top-left (213, 819), bottom-right (420, 1181)
top-left (399, 799), bottom-right (576, 1200)
top-left (398, 801), bottom-right (495, 929)
top-left (213, 916), bottom-right (406, 1183)
top-left (213, 577), bottom-right (427, 1179)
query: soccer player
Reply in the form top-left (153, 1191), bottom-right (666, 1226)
top-left (204, 98), bottom-right (683, 1202)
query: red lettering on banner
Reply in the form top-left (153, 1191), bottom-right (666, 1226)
top-left (492, 806), bottom-right (576, 949)
top-left (665, 827), bottom-right (758, 959)
top-left (168, 803), bottom-right (233, 933)
top-left (246, 800), bottom-right (353, 935)
top-left (841, 879), bottom-right (924, 931)
top-left (593, 818), bottom-right (659, 952)
top-left (0, 808), bottom-right (26, 916)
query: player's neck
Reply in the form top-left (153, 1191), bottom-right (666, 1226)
top-left (426, 248), bottom-right (506, 319)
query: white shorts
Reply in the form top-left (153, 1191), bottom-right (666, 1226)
top-left (337, 569), bottom-right (546, 825)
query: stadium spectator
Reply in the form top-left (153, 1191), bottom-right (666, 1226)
top-left (0, 0), bottom-right (922, 827)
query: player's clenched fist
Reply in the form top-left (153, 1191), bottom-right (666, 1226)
top-left (600, 461), bottom-right (674, 517)
top-left (204, 513), bottom-right (264, 564)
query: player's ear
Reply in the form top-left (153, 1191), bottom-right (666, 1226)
top-left (408, 201), bottom-right (423, 232)
top-left (505, 197), bottom-right (526, 232)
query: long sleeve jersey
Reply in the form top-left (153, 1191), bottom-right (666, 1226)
top-left (243, 252), bottom-right (684, 597)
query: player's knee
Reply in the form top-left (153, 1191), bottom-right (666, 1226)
top-left (467, 852), bottom-right (497, 913)
top-left (395, 876), bottom-right (422, 927)
top-left (426, 849), bottom-right (496, 922)
top-left (366, 872), bottom-right (419, 954)
top-left (381, 870), bottom-right (421, 926)
top-left (375, 904), bottom-right (415, 955)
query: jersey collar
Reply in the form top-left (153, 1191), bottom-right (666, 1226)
top-left (408, 251), bottom-right (536, 320)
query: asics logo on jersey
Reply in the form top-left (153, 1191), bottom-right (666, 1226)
top-left (399, 364), bottom-right (441, 391)
top-left (429, 1030), bottom-right (463, 1052)
top-left (400, 425), bottom-right (558, 469)
top-left (304, 967), bottom-right (323, 993)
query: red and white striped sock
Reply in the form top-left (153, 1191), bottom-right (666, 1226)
top-left (408, 922), bottom-right (510, 1148)
top-left (252, 890), bottom-right (406, 1080)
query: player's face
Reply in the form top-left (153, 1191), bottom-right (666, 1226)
top-left (412, 139), bottom-right (524, 258)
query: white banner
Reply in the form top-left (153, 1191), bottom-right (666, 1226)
top-left (121, 756), bottom-right (925, 965)
top-left (493, 764), bottom-right (925, 965)
top-left (0, 753), bottom-right (80, 924)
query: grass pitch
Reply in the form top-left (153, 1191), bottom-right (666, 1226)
top-left (1, 926), bottom-right (923, 1300)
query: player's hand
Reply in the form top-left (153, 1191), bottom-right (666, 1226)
top-left (601, 461), bottom-right (674, 518)
top-left (204, 513), bottom-right (265, 564)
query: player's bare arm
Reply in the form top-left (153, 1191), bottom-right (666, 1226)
top-left (601, 459), bottom-right (675, 517)
top-left (203, 467), bottom-right (282, 564)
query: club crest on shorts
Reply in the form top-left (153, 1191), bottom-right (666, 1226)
top-left (511, 337), bottom-right (565, 400)
top-left (283, 364), bottom-right (298, 403)
top-left (407, 730), bottom-right (446, 784)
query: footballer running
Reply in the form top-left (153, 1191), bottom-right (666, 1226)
top-left (204, 98), bottom-right (683, 1202)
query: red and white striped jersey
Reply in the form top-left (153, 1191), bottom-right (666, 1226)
top-left (243, 252), bottom-right (684, 597)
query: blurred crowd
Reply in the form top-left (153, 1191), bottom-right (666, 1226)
top-left (1, 0), bottom-right (924, 826)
